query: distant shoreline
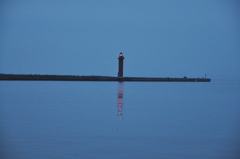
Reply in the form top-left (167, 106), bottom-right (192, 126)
top-left (0, 73), bottom-right (211, 82)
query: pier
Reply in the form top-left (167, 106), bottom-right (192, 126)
top-left (0, 74), bottom-right (210, 82)
top-left (0, 53), bottom-right (211, 82)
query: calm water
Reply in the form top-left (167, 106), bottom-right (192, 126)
top-left (0, 80), bottom-right (240, 159)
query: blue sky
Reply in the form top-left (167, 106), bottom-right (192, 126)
top-left (1, 0), bottom-right (240, 79)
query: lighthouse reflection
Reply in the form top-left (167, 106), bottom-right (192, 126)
top-left (117, 82), bottom-right (124, 120)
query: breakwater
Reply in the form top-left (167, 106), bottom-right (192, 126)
top-left (0, 74), bottom-right (211, 82)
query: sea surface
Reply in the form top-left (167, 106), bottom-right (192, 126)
top-left (0, 80), bottom-right (239, 159)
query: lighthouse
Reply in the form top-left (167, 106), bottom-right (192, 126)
top-left (118, 52), bottom-right (124, 77)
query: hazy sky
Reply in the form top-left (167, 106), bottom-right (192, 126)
top-left (1, 0), bottom-right (240, 79)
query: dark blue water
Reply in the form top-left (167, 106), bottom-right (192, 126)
top-left (0, 80), bottom-right (240, 159)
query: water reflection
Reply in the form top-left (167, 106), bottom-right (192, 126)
top-left (117, 82), bottom-right (124, 120)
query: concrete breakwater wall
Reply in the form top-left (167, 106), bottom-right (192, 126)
top-left (0, 74), bottom-right (210, 82)
top-left (0, 74), bottom-right (118, 81)
top-left (119, 77), bottom-right (210, 82)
